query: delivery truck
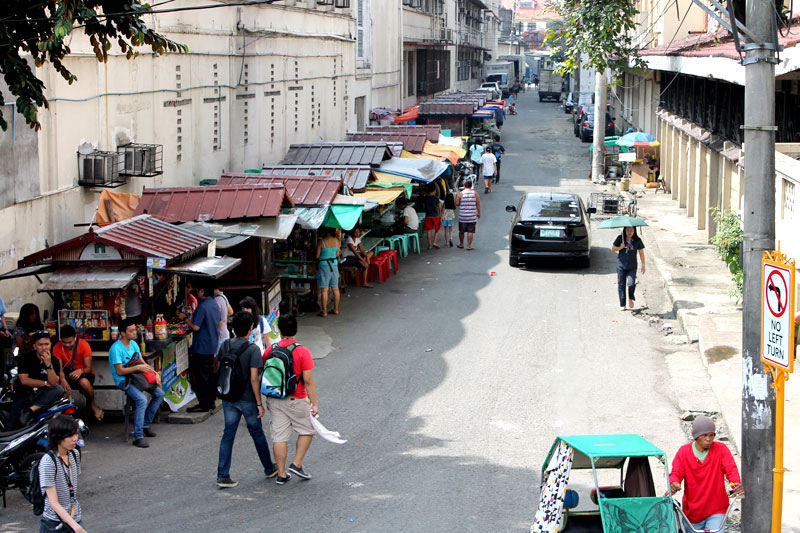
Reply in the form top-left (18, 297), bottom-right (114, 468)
top-left (486, 62), bottom-right (515, 97)
top-left (538, 69), bottom-right (563, 102)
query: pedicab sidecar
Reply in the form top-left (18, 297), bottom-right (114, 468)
top-left (531, 434), bottom-right (679, 533)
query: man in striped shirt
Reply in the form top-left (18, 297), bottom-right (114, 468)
top-left (455, 179), bottom-right (481, 251)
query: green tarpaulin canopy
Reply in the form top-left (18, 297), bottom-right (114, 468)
top-left (368, 181), bottom-right (412, 198)
top-left (322, 204), bottom-right (363, 230)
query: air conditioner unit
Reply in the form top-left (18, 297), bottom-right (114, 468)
top-left (118, 143), bottom-right (163, 177)
top-left (77, 150), bottom-right (125, 188)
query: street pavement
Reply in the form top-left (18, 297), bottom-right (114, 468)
top-left (1, 90), bottom-right (710, 532)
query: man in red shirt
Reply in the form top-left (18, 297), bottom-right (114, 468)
top-left (262, 314), bottom-right (318, 486)
top-left (670, 416), bottom-right (744, 532)
top-left (52, 325), bottom-right (103, 420)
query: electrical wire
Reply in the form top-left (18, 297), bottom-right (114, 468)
top-left (612, 2), bottom-right (693, 117)
top-left (3, 0), bottom-right (286, 23)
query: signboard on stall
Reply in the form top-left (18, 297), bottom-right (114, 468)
top-left (265, 279), bottom-right (282, 344)
top-left (175, 337), bottom-right (189, 374)
top-left (761, 257), bottom-right (795, 372)
top-left (146, 257), bottom-right (167, 268)
top-left (79, 242), bottom-right (122, 261)
top-left (161, 341), bottom-right (196, 412)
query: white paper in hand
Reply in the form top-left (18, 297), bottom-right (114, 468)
top-left (309, 414), bottom-right (348, 444)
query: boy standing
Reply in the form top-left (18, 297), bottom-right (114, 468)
top-left (263, 315), bottom-right (318, 485)
top-left (216, 311), bottom-right (277, 488)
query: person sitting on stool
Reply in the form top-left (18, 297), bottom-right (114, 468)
top-left (11, 330), bottom-right (67, 428)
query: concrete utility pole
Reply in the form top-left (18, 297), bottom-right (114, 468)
top-left (591, 70), bottom-right (607, 182)
top-left (741, 0), bottom-right (778, 530)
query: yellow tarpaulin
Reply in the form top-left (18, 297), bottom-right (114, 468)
top-left (400, 150), bottom-right (443, 162)
top-left (96, 189), bottom-right (141, 225)
top-left (373, 171), bottom-right (411, 184)
top-left (352, 187), bottom-right (405, 205)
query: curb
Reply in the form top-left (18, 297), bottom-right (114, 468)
top-left (639, 209), bottom-right (743, 454)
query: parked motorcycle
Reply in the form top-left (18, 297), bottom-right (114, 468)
top-left (454, 160), bottom-right (476, 190)
top-left (0, 409), bottom-right (86, 507)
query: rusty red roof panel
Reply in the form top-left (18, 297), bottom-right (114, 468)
top-left (134, 185), bottom-right (290, 223)
top-left (366, 124), bottom-right (441, 141)
top-left (282, 142), bottom-right (393, 166)
top-left (260, 165), bottom-right (373, 191)
top-left (217, 173), bottom-right (342, 206)
top-left (18, 215), bottom-right (212, 266)
top-left (346, 132), bottom-right (428, 153)
top-left (97, 215), bottom-right (210, 259)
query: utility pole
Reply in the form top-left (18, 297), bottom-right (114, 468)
top-left (741, 0), bottom-right (777, 529)
top-left (591, 70), bottom-right (607, 182)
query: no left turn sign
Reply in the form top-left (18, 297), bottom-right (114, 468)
top-left (761, 259), bottom-right (796, 372)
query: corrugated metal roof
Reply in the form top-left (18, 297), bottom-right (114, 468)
top-left (366, 124), bottom-right (441, 142)
top-left (345, 132), bottom-right (428, 153)
top-left (0, 263), bottom-right (56, 280)
top-left (38, 266), bottom-right (139, 291)
top-left (134, 185), bottom-right (291, 223)
top-left (260, 165), bottom-right (373, 192)
top-left (19, 215), bottom-right (211, 266)
top-left (217, 173), bottom-right (342, 206)
top-left (418, 101), bottom-right (479, 116)
top-left (281, 142), bottom-right (393, 166)
top-left (153, 256), bottom-right (242, 279)
top-left (95, 215), bottom-right (211, 259)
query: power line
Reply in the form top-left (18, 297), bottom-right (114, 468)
top-left (612, 2), bottom-right (693, 117)
top-left (2, 0), bottom-right (287, 24)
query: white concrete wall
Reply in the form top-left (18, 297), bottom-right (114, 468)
top-left (353, 0), bottom-right (403, 125)
top-left (0, 1), bottom-right (359, 315)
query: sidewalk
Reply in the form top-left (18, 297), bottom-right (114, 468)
top-left (637, 190), bottom-right (800, 532)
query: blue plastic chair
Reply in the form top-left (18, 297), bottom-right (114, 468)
top-left (407, 233), bottom-right (421, 254)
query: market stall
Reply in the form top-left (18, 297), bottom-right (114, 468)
top-left (0, 215), bottom-right (240, 412)
top-left (134, 183), bottom-right (297, 345)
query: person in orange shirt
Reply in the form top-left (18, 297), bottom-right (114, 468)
top-left (53, 325), bottom-right (103, 420)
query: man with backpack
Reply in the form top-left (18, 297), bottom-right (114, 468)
top-left (262, 314), bottom-right (318, 485)
top-left (215, 311), bottom-right (277, 488)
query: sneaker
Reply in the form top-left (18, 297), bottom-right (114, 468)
top-left (143, 427), bottom-right (157, 438)
top-left (275, 473), bottom-right (292, 485)
top-left (132, 438), bottom-right (150, 448)
top-left (216, 478), bottom-right (238, 489)
top-left (265, 464), bottom-right (279, 479)
top-left (288, 463), bottom-right (311, 480)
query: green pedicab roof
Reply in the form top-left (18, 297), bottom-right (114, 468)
top-left (542, 434), bottom-right (666, 473)
top-left (561, 434), bottom-right (665, 458)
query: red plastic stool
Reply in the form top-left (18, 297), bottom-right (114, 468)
top-left (367, 256), bottom-right (390, 284)
top-left (377, 249), bottom-right (399, 275)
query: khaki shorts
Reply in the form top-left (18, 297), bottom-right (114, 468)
top-left (266, 396), bottom-right (316, 442)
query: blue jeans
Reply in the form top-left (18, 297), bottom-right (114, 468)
top-left (118, 381), bottom-right (165, 440)
top-left (217, 399), bottom-right (275, 480)
top-left (617, 265), bottom-right (637, 306)
top-left (683, 513), bottom-right (725, 532)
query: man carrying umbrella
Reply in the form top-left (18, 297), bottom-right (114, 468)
top-left (600, 216), bottom-right (647, 310)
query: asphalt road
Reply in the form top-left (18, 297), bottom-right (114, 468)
top-left (1, 90), bottom-right (689, 532)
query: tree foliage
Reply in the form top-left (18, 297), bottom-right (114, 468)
top-left (710, 208), bottom-right (744, 301)
top-left (0, 1), bottom-right (188, 131)
top-left (543, 0), bottom-right (645, 79)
